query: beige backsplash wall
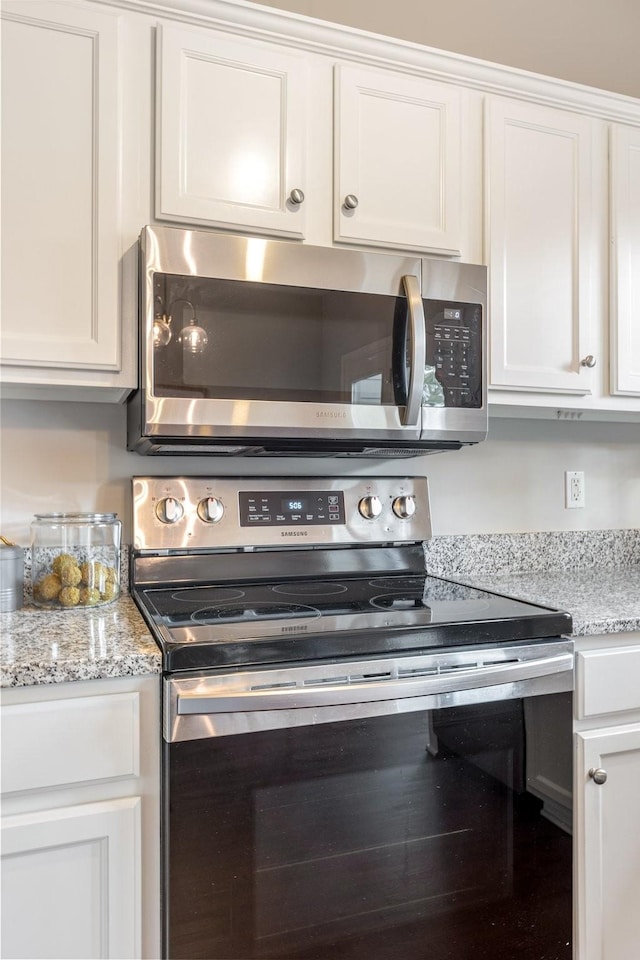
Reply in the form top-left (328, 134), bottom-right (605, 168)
top-left (249, 0), bottom-right (640, 99)
top-left (1, 400), bottom-right (639, 543)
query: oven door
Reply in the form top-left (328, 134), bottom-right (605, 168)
top-left (163, 642), bottom-right (574, 960)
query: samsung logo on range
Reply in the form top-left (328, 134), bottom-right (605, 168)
top-left (281, 530), bottom-right (308, 537)
top-left (315, 410), bottom-right (347, 419)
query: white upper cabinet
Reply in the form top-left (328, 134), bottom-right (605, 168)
top-left (156, 24), bottom-right (309, 238)
top-left (334, 65), bottom-right (462, 255)
top-left (610, 123), bottom-right (640, 396)
top-left (0, 0), bottom-right (133, 399)
top-left (155, 25), bottom-right (467, 256)
top-left (486, 97), bottom-right (596, 395)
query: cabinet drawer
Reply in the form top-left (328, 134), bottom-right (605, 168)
top-left (1, 692), bottom-right (140, 794)
top-left (576, 646), bottom-right (640, 719)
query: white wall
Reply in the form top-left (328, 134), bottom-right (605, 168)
top-left (1, 400), bottom-right (638, 544)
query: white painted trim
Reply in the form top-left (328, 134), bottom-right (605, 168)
top-left (92, 0), bottom-right (640, 124)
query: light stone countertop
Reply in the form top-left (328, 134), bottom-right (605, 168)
top-left (2, 535), bottom-right (639, 688)
top-left (449, 566), bottom-right (640, 637)
top-left (0, 595), bottom-right (161, 688)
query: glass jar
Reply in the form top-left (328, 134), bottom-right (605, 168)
top-left (31, 513), bottom-right (121, 609)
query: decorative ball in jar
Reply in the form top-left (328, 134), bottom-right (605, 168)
top-left (31, 513), bottom-right (121, 609)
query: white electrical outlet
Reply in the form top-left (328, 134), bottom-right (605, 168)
top-left (565, 471), bottom-right (585, 509)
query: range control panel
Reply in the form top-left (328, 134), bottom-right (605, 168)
top-left (132, 477), bottom-right (432, 552)
top-left (239, 491), bottom-right (345, 526)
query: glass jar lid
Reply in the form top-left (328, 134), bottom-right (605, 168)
top-left (33, 513), bottom-right (118, 522)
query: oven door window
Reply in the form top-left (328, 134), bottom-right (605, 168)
top-left (165, 694), bottom-right (572, 960)
top-left (151, 273), bottom-right (411, 407)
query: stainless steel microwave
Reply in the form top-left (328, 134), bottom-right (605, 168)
top-left (127, 225), bottom-right (487, 457)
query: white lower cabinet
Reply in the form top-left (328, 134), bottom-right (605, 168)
top-left (2, 797), bottom-right (140, 960)
top-left (0, 675), bottom-right (160, 960)
top-left (576, 724), bottom-right (640, 960)
top-left (574, 637), bottom-right (640, 960)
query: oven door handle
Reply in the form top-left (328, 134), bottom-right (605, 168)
top-left (175, 652), bottom-right (573, 715)
top-left (400, 274), bottom-right (426, 426)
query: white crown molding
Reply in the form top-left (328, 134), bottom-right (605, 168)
top-left (93, 0), bottom-right (640, 124)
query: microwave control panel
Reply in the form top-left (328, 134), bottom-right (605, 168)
top-left (423, 301), bottom-right (483, 408)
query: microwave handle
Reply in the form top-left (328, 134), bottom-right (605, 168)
top-left (401, 275), bottom-right (427, 426)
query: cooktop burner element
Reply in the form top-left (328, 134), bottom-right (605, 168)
top-left (191, 601), bottom-right (321, 623)
top-left (272, 581), bottom-right (349, 597)
top-left (130, 476), bottom-right (572, 673)
top-left (170, 587), bottom-right (245, 604)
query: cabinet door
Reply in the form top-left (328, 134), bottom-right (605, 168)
top-left (486, 97), bottom-right (596, 394)
top-left (0, 1), bottom-right (121, 372)
top-left (1, 796), bottom-right (141, 960)
top-left (156, 24), bottom-right (308, 237)
top-left (575, 724), bottom-right (640, 960)
top-left (334, 65), bottom-right (461, 254)
top-left (610, 124), bottom-right (640, 396)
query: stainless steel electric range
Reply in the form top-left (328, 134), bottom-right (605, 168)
top-left (131, 476), bottom-right (575, 960)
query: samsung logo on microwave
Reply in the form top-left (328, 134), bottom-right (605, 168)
top-left (316, 410), bottom-right (347, 419)
top-left (281, 530), bottom-right (308, 537)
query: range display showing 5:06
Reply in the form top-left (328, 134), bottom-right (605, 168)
top-left (283, 498), bottom-right (305, 512)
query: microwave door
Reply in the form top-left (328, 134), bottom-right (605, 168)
top-left (145, 271), bottom-right (424, 444)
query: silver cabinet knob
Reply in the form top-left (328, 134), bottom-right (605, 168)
top-left (288, 188), bottom-right (305, 205)
top-left (588, 767), bottom-right (608, 785)
top-left (343, 194), bottom-right (359, 210)
top-left (155, 497), bottom-right (184, 524)
top-left (392, 495), bottom-right (416, 520)
top-left (581, 355), bottom-right (596, 368)
top-left (197, 496), bottom-right (224, 524)
top-left (358, 495), bottom-right (382, 520)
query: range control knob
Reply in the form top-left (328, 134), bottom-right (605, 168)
top-left (197, 496), bottom-right (224, 524)
top-left (155, 497), bottom-right (184, 524)
top-left (358, 495), bottom-right (382, 520)
top-left (392, 495), bottom-right (416, 519)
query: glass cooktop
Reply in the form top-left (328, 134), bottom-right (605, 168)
top-left (135, 574), bottom-right (572, 673)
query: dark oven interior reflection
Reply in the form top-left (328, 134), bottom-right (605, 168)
top-left (166, 699), bottom-right (573, 960)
